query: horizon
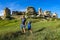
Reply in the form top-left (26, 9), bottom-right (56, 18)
top-left (0, 0), bottom-right (60, 18)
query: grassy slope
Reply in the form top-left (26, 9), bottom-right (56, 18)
top-left (0, 19), bottom-right (60, 40)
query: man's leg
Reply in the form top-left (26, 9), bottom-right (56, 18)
top-left (23, 25), bottom-right (26, 33)
top-left (23, 28), bottom-right (26, 33)
top-left (20, 24), bottom-right (24, 33)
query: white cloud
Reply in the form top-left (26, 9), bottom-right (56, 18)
top-left (8, 2), bottom-right (21, 11)
top-left (49, 6), bottom-right (60, 18)
top-left (0, 10), bottom-right (4, 16)
top-left (19, 9), bottom-right (26, 11)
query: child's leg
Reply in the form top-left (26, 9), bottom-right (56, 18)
top-left (29, 30), bottom-right (32, 34)
top-left (28, 28), bottom-right (32, 34)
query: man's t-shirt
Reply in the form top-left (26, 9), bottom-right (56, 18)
top-left (22, 18), bottom-right (26, 25)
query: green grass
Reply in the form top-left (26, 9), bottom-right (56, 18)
top-left (0, 19), bottom-right (60, 40)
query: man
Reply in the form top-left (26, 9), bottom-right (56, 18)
top-left (20, 15), bottom-right (26, 33)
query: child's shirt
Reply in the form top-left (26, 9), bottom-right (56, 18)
top-left (28, 21), bottom-right (31, 28)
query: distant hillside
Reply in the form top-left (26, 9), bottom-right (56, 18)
top-left (0, 19), bottom-right (60, 40)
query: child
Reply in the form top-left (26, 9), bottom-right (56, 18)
top-left (27, 21), bottom-right (32, 34)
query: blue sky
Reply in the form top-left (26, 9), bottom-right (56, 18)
top-left (0, 0), bottom-right (60, 18)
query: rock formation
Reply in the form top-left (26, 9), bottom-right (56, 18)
top-left (0, 16), bottom-right (2, 20)
top-left (4, 7), bottom-right (11, 19)
top-left (52, 13), bottom-right (57, 18)
top-left (2, 7), bottom-right (58, 19)
top-left (44, 11), bottom-right (51, 17)
top-left (26, 6), bottom-right (36, 15)
top-left (38, 8), bottom-right (43, 15)
top-left (12, 11), bottom-right (25, 15)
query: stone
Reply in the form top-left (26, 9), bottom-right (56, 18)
top-left (0, 16), bottom-right (2, 20)
top-left (44, 10), bottom-right (51, 18)
top-left (26, 6), bottom-right (36, 15)
top-left (12, 11), bottom-right (25, 16)
top-left (38, 8), bottom-right (43, 15)
top-left (52, 13), bottom-right (57, 18)
top-left (4, 7), bottom-right (11, 19)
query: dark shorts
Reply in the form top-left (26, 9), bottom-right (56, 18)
top-left (28, 26), bottom-right (31, 30)
top-left (28, 27), bottom-right (31, 30)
